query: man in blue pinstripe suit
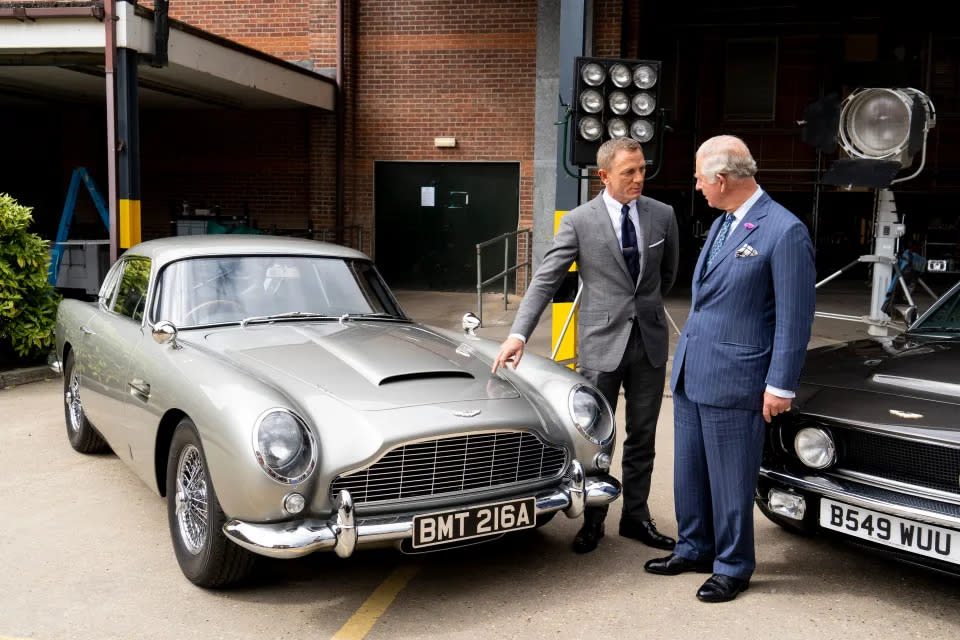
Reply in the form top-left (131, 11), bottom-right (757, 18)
top-left (644, 136), bottom-right (816, 602)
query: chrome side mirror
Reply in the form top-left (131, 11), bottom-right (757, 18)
top-left (462, 312), bottom-right (481, 336)
top-left (894, 304), bottom-right (918, 327)
top-left (152, 320), bottom-right (180, 347)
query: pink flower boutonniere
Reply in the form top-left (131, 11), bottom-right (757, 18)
top-left (744, 222), bottom-right (756, 230)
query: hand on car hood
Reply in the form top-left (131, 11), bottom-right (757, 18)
top-left (200, 321), bottom-right (521, 410)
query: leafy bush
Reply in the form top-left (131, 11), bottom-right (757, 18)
top-left (0, 193), bottom-right (61, 359)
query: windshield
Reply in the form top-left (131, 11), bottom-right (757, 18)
top-left (153, 255), bottom-right (406, 327)
top-left (910, 282), bottom-right (960, 334)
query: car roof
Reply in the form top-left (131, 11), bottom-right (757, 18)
top-left (124, 235), bottom-right (370, 267)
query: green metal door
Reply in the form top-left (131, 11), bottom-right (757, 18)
top-left (375, 162), bottom-right (520, 291)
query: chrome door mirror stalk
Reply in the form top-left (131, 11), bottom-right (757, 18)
top-left (462, 312), bottom-right (481, 335)
top-left (152, 320), bottom-right (180, 347)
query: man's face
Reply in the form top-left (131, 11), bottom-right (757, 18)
top-left (599, 149), bottom-right (646, 204)
top-left (694, 157), bottom-right (725, 210)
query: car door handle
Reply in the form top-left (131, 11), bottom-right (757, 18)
top-left (128, 379), bottom-right (151, 399)
top-left (80, 326), bottom-right (96, 335)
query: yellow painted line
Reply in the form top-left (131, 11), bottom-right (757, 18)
top-left (331, 565), bottom-right (420, 640)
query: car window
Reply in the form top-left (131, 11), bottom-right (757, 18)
top-left (913, 285), bottom-right (960, 332)
top-left (112, 258), bottom-right (152, 322)
top-left (98, 260), bottom-right (124, 309)
top-left (153, 256), bottom-right (404, 327)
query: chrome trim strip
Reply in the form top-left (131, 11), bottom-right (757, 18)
top-left (223, 470), bottom-right (621, 560)
top-left (829, 468), bottom-right (960, 506)
top-left (760, 467), bottom-right (960, 530)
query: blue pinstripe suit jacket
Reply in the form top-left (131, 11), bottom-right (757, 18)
top-left (670, 192), bottom-right (816, 411)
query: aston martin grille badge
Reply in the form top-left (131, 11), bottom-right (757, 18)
top-left (453, 409), bottom-right (481, 418)
top-left (888, 409), bottom-right (923, 419)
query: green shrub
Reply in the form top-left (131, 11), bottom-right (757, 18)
top-left (0, 193), bottom-right (61, 359)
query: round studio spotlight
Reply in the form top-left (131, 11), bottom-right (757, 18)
top-left (838, 88), bottom-right (936, 165)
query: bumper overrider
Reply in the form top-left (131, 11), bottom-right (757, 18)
top-left (224, 460), bottom-right (621, 559)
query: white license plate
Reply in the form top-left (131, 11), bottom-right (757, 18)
top-left (927, 259), bottom-right (948, 272)
top-left (819, 498), bottom-right (960, 565)
top-left (412, 497), bottom-right (536, 548)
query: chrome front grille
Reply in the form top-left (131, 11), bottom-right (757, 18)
top-left (330, 431), bottom-right (568, 505)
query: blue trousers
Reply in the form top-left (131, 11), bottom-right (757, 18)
top-left (672, 387), bottom-right (766, 580)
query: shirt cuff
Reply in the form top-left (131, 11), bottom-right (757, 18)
top-left (508, 333), bottom-right (527, 344)
top-left (765, 384), bottom-right (795, 399)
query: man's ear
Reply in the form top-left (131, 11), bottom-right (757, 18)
top-left (717, 174), bottom-right (727, 192)
top-left (597, 169), bottom-right (608, 184)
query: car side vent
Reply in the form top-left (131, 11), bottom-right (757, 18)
top-left (379, 371), bottom-right (474, 385)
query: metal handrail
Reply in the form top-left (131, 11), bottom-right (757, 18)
top-left (476, 228), bottom-right (532, 325)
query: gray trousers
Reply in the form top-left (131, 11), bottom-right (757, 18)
top-left (578, 323), bottom-right (666, 524)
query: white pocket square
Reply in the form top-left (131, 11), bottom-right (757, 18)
top-left (735, 244), bottom-right (759, 258)
top-left (648, 238), bottom-right (664, 248)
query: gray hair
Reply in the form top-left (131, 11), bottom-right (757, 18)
top-left (696, 135), bottom-right (757, 183)
top-left (597, 138), bottom-right (644, 171)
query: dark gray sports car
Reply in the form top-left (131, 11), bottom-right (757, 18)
top-left (757, 279), bottom-right (960, 574)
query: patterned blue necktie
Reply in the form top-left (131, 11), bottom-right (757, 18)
top-left (705, 213), bottom-right (735, 271)
top-left (620, 204), bottom-right (640, 283)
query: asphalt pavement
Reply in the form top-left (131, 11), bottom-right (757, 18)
top-left (1, 286), bottom-right (959, 640)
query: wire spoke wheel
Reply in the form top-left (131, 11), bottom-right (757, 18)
top-left (175, 444), bottom-right (209, 555)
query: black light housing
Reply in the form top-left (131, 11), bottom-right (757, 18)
top-left (571, 57), bottom-right (662, 167)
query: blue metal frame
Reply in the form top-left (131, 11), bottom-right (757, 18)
top-left (48, 168), bottom-right (110, 284)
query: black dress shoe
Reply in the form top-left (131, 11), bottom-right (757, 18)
top-left (572, 520), bottom-right (605, 554)
top-left (644, 553), bottom-right (713, 576)
top-left (619, 518), bottom-right (676, 550)
top-left (696, 574), bottom-right (750, 603)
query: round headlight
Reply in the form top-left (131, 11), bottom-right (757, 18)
top-left (254, 409), bottom-right (318, 483)
top-left (608, 90), bottom-right (630, 115)
top-left (581, 63), bottom-right (605, 86)
top-left (579, 116), bottom-right (602, 141)
top-left (630, 118), bottom-right (654, 143)
top-left (607, 117), bottom-right (628, 139)
top-left (580, 89), bottom-right (603, 114)
top-left (794, 427), bottom-right (836, 469)
top-left (632, 92), bottom-right (656, 116)
top-left (633, 64), bottom-right (657, 89)
top-left (610, 63), bottom-right (632, 88)
top-left (569, 384), bottom-right (614, 445)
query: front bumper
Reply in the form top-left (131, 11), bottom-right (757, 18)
top-left (224, 460), bottom-right (621, 559)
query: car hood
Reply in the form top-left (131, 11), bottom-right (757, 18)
top-left (796, 335), bottom-right (960, 440)
top-left (196, 321), bottom-right (521, 410)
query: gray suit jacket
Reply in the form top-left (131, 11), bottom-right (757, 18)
top-left (511, 192), bottom-right (679, 372)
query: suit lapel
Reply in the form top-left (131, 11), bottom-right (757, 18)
top-left (701, 194), bottom-right (770, 280)
top-left (635, 197), bottom-right (650, 291)
top-left (694, 216), bottom-right (721, 290)
top-left (596, 194), bottom-right (635, 286)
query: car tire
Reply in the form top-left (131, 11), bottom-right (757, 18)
top-left (62, 351), bottom-right (109, 454)
top-left (166, 418), bottom-right (256, 587)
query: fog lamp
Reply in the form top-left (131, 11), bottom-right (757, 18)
top-left (794, 427), bottom-right (836, 469)
top-left (768, 489), bottom-right (806, 520)
top-left (283, 492), bottom-right (306, 515)
top-left (594, 452), bottom-right (612, 471)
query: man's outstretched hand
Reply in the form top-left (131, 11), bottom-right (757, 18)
top-left (492, 337), bottom-right (525, 373)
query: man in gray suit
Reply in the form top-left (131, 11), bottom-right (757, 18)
top-left (492, 137), bottom-right (679, 553)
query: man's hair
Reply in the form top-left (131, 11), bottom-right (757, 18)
top-left (696, 135), bottom-right (757, 183)
top-left (597, 137), bottom-right (644, 172)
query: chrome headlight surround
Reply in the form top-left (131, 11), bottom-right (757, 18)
top-left (568, 384), bottom-right (615, 446)
top-left (253, 408), bottom-right (318, 484)
top-left (793, 426), bottom-right (836, 470)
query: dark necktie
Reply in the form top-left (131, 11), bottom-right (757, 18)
top-left (620, 204), bottom-right (640, 284)
top-left (705, 213), bottom-right (735, 271)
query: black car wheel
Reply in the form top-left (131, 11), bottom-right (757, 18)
top-left (166, 418), bottom-right (256, 587)
top-left (62, 351), bottom-right (108, 454)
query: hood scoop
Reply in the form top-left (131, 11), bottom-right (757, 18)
top-left (379, 371), bottom-right (474, 386)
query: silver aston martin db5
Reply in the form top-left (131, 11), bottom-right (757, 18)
top-left (55, 235), bottom-right (621, 586)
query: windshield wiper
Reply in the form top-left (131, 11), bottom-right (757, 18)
top-left (240, 311), bottom-right (332, 327)
top-left (336, 312), bottom-right (407, 323)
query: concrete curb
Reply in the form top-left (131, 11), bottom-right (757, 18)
top-left (0, 365), bottom-right (58, 389)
